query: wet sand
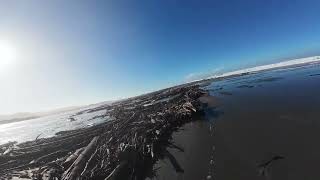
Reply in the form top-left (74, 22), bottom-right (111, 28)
top-left (156, 65), bottom-right (320, 180)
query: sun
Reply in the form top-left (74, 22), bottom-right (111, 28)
top-left (0, 40), bottom-right (18, 70)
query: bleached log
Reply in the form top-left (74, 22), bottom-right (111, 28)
top-left (63, 147), bottom-right (85, 169)
top-left (62, 136), bottom-right (99, 180)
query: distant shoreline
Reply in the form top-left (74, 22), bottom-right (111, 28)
top-left (0, 116), bottom-right (40, 125)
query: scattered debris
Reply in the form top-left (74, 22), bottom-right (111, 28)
top-left (309, 73), bottom-right (320, 77)
top-left (69, 117), bottom-right (77, 122)
top-left (0, 85), bottom-right (208, 180)
top-left (35, 133), bottom-right (43, 141)
top-left (258, 155), bottom-right (285, 177)
top-left (255, 77), bottom-right (283, 83)
top-left (237, 84), bottom-right (254, 88)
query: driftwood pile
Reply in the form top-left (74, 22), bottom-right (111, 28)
top-left (0, 85), bottom-right (207, 180)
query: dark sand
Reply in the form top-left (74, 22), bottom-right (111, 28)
top-left (156, 65), bottom-right (320, 180)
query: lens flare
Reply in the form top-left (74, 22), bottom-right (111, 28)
top-left (0, 40), bottom-right (18, 71)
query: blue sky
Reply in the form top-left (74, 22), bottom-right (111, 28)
top-left (1, 0), bottom-right (320, 114)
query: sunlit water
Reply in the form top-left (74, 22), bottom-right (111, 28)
top-left (0, 108), bottom-right (109, 145)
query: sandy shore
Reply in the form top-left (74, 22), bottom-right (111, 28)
top-left (157, 103), bottom-right (320, 180)
top-left (156, 66), bottom-right (320, 180)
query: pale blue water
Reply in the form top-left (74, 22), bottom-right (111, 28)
top-left (0, 108), bottom-right (109, 144)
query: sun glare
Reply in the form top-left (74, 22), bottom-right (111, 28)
top-left (0, 40), bottom-right (18, 71)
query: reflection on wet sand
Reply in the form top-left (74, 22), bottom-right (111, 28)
top-left (309, 73), bottom-right (320, 76)
top-left (156, 65), bottom-right (320, 180)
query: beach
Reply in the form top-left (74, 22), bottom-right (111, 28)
top-left (156, 64), bottom-right (320, 180)
top-left (0, 84), bottom-right (206, 179)
top-left (1, 64), bottom-right (320, 179)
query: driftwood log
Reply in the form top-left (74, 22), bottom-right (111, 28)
top-left (62, 136), bottom-right (100, 180)
top-left (0, 84), bottom-right (208, 179)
